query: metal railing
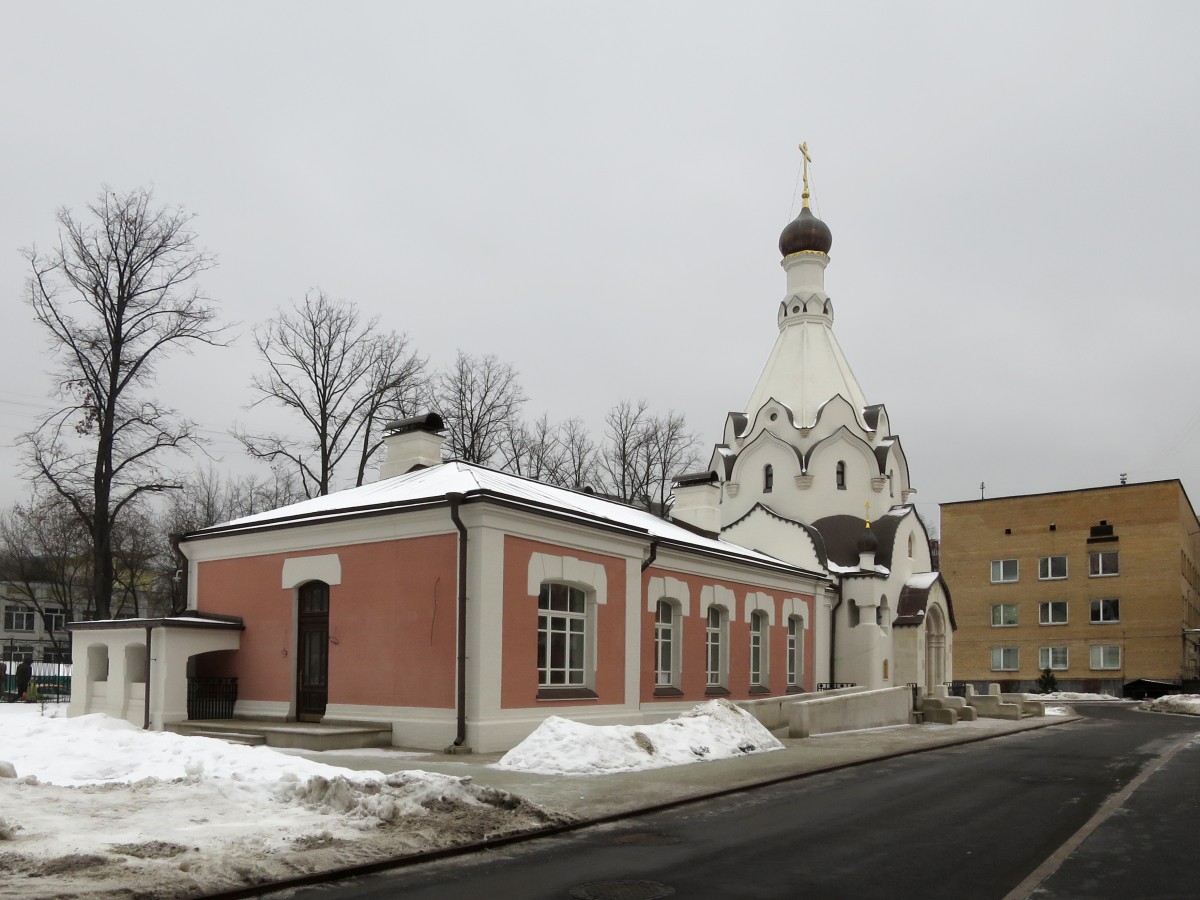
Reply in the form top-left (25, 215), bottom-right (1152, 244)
top-left (187, 677), bottom-right (238, 720)
top-left (816, 682), bottom-right (858, 691)
top-left (1, 661), bottom-right (72, 702)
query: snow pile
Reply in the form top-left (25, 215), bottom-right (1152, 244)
top-left (0, 706), bottom-right (521, 828)
top-left (1024, 691), bottom-right (1122, 701)
top-left (496, 699), bottom-right (782, 775)
top-left (1140, 694), bottom-right (1200, 716)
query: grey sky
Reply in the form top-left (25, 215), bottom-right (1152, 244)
top-left (2, 1), bottom-right (1198, 530)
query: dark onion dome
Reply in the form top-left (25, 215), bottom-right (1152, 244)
top-left (778, 205), bottom-right (833, 257)
top-left (857, 524), bottom-right (878, 555)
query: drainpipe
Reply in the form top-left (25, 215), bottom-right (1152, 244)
top-left (828, 581), bottom-right (843, 686)
top-left (446, 493), bottom-right (468, 749)
top-left (144, 625), bottom-right (153, 730)
top-left (641, 540), bottom-right (658, 573)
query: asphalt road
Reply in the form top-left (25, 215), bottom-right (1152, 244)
top-left (277, 705), bottom-right (1200, 900)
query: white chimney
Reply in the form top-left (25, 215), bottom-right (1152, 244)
top-left (671, 472), bottom-right (721, 535)
top-left (379, 413), bottom-right (445, 480)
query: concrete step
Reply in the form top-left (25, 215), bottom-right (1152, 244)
top-left (175, 728), bottom-right (267, 746)
top-left (167, 719), bottom-right (393, 751)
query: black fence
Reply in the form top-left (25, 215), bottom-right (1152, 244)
top-left (187, 677), bottom-right (238, 720)
top-left (945, 681), bottom-right (969, 698)
top-left (816, 682), bottom-right (858, 691)
top-left (1, 661), bottom-right (72, 703)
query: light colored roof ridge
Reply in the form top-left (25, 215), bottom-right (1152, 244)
top-left (187, 461), bottom-right (819, 576)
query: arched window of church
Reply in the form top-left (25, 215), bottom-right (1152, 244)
top-left (889, 468), bottom-right (895, 498)
top-left (763, 464), bottom-right (774, 493)
top-left (836, 461), bottom-right (846, 490)
top-left (908, 533), bottom-right (914, 557)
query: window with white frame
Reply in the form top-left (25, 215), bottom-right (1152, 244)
top-left (1090, 598), bottom-right (1120, 624)
top-left (1089, 551), bottom-right (1119, 577)
top-left (991, 603), bottom-right (1018, 627)
top-left (705, 606), bottom-right (727, 688)
top-left (654, 599), bottom-right (679, 688)
top-left (3, 605), bottom-right (35, 632)
top-left (1039, 646), bottom-right (1068, 670)
top-left (991, 559), bottom-right (1019, 583)
top-left (1090, 644), bottom-right (1121, 670)
top-left (991, 647), bottom-right (1019, 671)
top-left (3, 644), bottom-right (34, 663)
top-left (537, 583), bottom-right (588, 688)
top-left (1039, 601), bottom-right (1068, 625)
top-left (787, 615), bottom-right (804, 687)
top-left (749, 610), bottom-right (768, 687)
top-left (1039, 555), bottom-right (1068, 580)
top-left (45, 608), bottom-right (67, 632)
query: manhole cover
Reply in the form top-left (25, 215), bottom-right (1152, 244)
top-left (569, 880), bottom-right (676, 900)
top-left (607, 832), bottom-right (683, 846)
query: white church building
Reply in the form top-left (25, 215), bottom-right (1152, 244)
top-left (672, 175), bottom-right (954, 694)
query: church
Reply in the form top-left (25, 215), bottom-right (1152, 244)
top-left (673, 155), bottom-right (954, 692)
top-left (66, 155), bottom-right (954, 750)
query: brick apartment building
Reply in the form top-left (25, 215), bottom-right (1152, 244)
top-left (940, 480), bottom-right (1200, 695)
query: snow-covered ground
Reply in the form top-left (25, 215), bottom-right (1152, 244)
top-left (1140, 693), bottom-right (1200, 716)
top-left (1023, 691), bottom-right (1124, 701)
top-left (0, 699), bottom-right (777, 898)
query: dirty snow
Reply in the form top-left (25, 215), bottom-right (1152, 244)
top-left (0, 703), bottom-right (562, 898)
top-left (496, 699), bottom-right (782, 775)
top-left (0, 698), bottom-right (780, 897)
top-left (1023, 691), bottom-right (1123, 701)
top-left (1140, 694), bottom-right (1200, 716)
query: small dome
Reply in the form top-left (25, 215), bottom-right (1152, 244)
top-left (779, 206), bottom-right (832, 257)
top-left (857, 525), bottom-right (878, 555)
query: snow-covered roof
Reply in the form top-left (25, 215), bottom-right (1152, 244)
top-left (906, 572), bottom-right (940, 590)
top-left (186, 462), bottom-right (823, 577)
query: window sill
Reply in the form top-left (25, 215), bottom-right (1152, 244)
top-left (536, 687), bottom-right (598, 701)
top-left (786, 685), bottom-right (806, 695)
top-left (704, 685), bottom-right (730, 697)
top-left (1090, 621), bottom-right (1121, 626)
top-left (652, 686), bottom-right (684, 698)
top-left (748, 685), bottom-right (772, 695)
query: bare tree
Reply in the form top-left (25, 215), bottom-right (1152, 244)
top-left (236, 291), bottom-right (427, 498)
top-left (22, 188), bottom-right (226, 619)
top-left (0, 493), bottom-right (92, 657)
top-left (559, 417), bottom-right (600, 490)
top-left (500, 413), bottom-right (568, 484)
top-left (600, 400), bottom-right (699, 515)
top-left (435, 351), bottom-right (526, 465)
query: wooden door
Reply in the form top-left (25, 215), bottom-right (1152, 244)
top-left (297, 581), bottom-right (329, 721)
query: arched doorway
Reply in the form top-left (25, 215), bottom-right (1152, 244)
top-left (297, 581), bottom-right (329, 721)
top-left (924, 604), bottom-right (946, 694)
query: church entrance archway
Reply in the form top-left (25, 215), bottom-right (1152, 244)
top-left (297, 581), bottom-right (329, 721)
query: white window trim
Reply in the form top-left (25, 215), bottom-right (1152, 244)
top-left (1039, 601), bottom-right (1069, 626)
top-left (705, 606), bottom-right (729, 688)
top-left (1090, 598), bottom-right (1121, 624)
top-left (1089, 551), bottom-right (1119, 578)
top-left (786, 615), bottom-right (805, 686)
top-left (1038, 555), bottom-right (1068, 581)
top-left (537, 582), bottom-right (591, 689)
top-left (654, 598), bottom-right (681, 689)
top-left (1090, 644), bottom-right (1121, 670)
top-left (991, 559), bottom-right (1019, 584)
top-left (991, 647), bottom-right (1019, 671)
top-left (991, 603), bottom-right (1019, 627)
top-left (1039, 646), bottom-right (1069, 670)
top-left (749, 610), bottom-right (768, 687)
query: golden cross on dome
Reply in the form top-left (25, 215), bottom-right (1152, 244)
top-left (864, 500), bottom-right (872, 528)
top-left (799, 142), bottom-right (812, 207)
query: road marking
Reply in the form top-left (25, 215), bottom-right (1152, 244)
top-left (1003, 733), bottom-right (1193, 900)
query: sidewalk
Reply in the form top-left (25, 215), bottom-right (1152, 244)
top-left (302, 714), bottom-right (1073, 823)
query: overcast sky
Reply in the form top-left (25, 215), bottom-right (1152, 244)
top-left (2, 1), bottom-right (1198, 530)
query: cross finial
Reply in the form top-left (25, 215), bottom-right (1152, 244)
top-left (799, 142), bottom-right (812, 208)
top-left (864, 499), bottom-right (871, 528)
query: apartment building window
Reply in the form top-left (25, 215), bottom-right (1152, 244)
top-left (1090, 644), bottom-right (1121, 670)
top-left (46, 608), bottom-right (67, 632)
top-left (1039, 601), bottom-right (1068, 625)
top-left (1039, 646), bottom-right (1068, 670)
top-left (991, 603), bottom-right (1018, 627)
top-left (3, 606), bottom-right (35, 632)
top-left (1039, 555), bottom-right (1068, 580)
top-left (991, 559), bottom-right (1018, 583)
top-left (991, 647), bottom-right (1019, 671)
top-left (1089, 551), bottom-right (1119, 577)
top-left (1090, 598), bottom-right (1120, 624)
